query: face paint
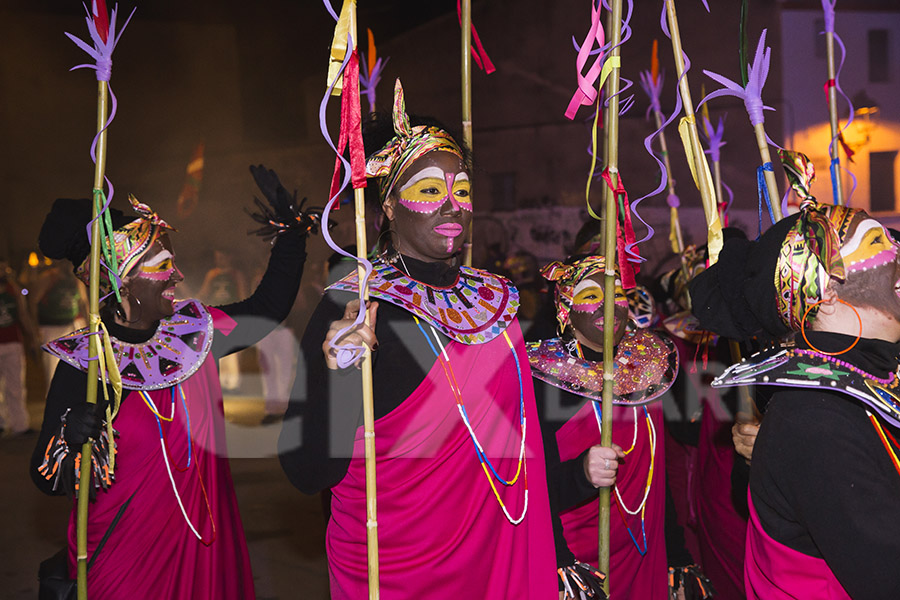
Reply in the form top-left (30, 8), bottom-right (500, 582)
top-left (840, 219), bottom-right (898, 274)
top-left (137, 248), bottom-right (179, 282)
top-left (571, 279), bottom-right (628, 314)
top-left (398, 167), bottom-right (471, 214)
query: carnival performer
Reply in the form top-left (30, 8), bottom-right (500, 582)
top-left (278, 80), bottom-right (557, 598)
top-left (528, 254), bottom-right (707, 600)
top-left (31, 165), bottom-right (317, 599)
top-left (691, 201), bottom-right (900, 599)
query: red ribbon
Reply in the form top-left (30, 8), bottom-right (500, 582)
top-left (93, 0), bottom-right (110, 44)
top-left (329, 50), bottom-right (368, 208)
top-left (822, 78), bottom-right (836, 96)
top-left (600, 168), bottom-right (640, 289)
top-left (457, 1), bottom-right (496, 74)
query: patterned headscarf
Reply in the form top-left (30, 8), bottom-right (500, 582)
top-left (542, 255), bottom-right (623, 333)
top-left (774, 199), bottom-right (858, 330)
top-left (75, 194), bottom-right (175, 293)
top-left (365, 79), bottom-right (464, 202)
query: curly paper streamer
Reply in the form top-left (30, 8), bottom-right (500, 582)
top-left (319, 6), bottom-right (374, 369)
top-left (66, 1), bottom-right (135, 302)
top-left (565, 0), bottom-right (607, 120)
top-left (701, 29), bottom-right (774, 131)
top-left (457, 0), bottom-right (496, 73)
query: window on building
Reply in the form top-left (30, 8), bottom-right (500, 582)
top-left (870, 151), bottom-right (897, 213)
top-left (490, 172), bottom-right (517, 211)
top-left (868, 29), bottom-right (889, 83)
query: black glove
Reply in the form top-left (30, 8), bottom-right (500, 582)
top-left (250, 164), bottom-right (295, 220)
top-left (62, 402), bottom-right (103, 448)
top-left (247, 164), bottom-right (326, 240)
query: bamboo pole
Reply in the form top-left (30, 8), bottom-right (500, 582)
top-left (461, 0), bottom-right (474, 267)
top-left (753, 123), bottom-right (783, 221)
top-left (76, 78), bottom-right (109, 600)
top-left (354, 186), bottom-right (380, 599)
top-left (664, 0), bottom-right (719, 238)
top-left (599, 0), bottom-right (623, 592)
top-left (825, 30), bottom-right (844, 206)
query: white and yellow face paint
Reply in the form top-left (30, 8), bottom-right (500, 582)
top-left (397, 167), bottom-right (472, 214)
top-left (571, 278), bottom-right (628, 313)
top-left (840, 219), bottom-right (898, 274)
top-left (136, 248), bottom-right (179, 282)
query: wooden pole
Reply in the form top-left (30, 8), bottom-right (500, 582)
top-left (599, 0), bottom-right (623, 593)
top-left (461, 0), bottom-right (474, 267)
top-left (825, 29), bottom-right (844, 206)
top-left (76, 78), bottom-right (109, 600)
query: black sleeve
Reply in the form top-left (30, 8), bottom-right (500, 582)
top-left (664, 474), bottom-right (695, 568)
top-left (278, 295), bottom-right (363, 494)
top-left (30, 362), bottom-right (127, 496)
top-left (751, 391), bottom-right (900, 599)
top-left (211, 232), bottom-right (307, 359)
top-left (278, 292), bottom-right (438, 496)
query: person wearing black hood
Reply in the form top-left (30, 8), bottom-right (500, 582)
top-left (32, 166), bottom-right (314, 599)
top-left (690, 200), bottom-right (900, 599)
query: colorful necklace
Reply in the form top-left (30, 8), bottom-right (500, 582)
top-left (413, 316), bottom-right (528, 525)
top-left (577, 340), bottom-right (655, 556)
top-left (139, 385), bottom-right (216, 545)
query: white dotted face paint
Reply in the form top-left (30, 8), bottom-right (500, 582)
top-left (398, 167), bottom-right (471, 214)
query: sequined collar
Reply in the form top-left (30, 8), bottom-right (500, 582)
top-left (43, 299), bottom-right (214, 390)
top-left (526, 330), bottom-right (678, 405)
top-left (713, 337), bottom-right (900, 428)
top-left (327, 259), bottom-right (519, 345)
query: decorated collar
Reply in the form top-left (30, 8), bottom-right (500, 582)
top-left (327, 259), bottom-right (519, 345)
top-left (713, 344), bottom-right (900, 428)
top-left (44, 299), bottom-right (214, 391)
top-left (526, 330), bottom-right (678, 405)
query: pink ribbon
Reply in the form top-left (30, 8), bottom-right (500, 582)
top-left (565, 0), bottom-right (606, 120)
top-left (457, 1), bottom-right (496, 74)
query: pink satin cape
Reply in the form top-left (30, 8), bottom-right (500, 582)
top-left (745, 492), bottom-right (851, 600)
top-left (556, 400), bottom-right (668, 599)
top-left (67, 307), bottom-right (255, 599)
top-left (327, 320), bottom-right (557, 599)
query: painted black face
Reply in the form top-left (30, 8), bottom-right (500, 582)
top-left (567, 275), bottom-right (629, 350)
top-left (383, 150), bottom-right (473, 265)
top-left (122, 233), bottom-right (184, 324)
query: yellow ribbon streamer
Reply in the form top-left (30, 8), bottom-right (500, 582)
top-left (91, 315), bottom-right (123, 473)
top-left (678, 115), bottom-right (723, 263)
top-left (586, 56), bottom-right (622, 220)
top-left (327, 0), bottom-right (358, 95)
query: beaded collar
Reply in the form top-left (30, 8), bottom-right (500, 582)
top-left (44, 299), bottom-right (214, 391)
top-left (526, 330), bottom-right (678, 405)
top-left (713, 343), bottom-right (900, 428)
top-left (327, 259), bottom-right (519, 345)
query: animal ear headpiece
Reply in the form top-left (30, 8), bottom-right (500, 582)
top-left (365, 79), bottom-right (464, 202)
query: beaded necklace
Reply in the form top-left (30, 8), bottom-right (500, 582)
top-left (790, 348), bottom-right (895, 386)
top-left (139, 385), bottom-right (216, 545)
top-left (575, 340), bottom-right (655, 556)
top-left (413, 316), bottom-right (528, 525)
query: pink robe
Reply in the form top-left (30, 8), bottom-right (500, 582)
top-left (745, 492), bottom-right (851, 600)
top-left (67, 309), bottom-right (255, 599)
top-left (327, 320), bottom-right (557, 599)
top-left (557, 401), bottom-right (668, 600)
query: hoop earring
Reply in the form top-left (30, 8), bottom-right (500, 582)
top-left (116, 291), bottom-right (143, 325)
top-left (800, 298), bottom-right (862, 356)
